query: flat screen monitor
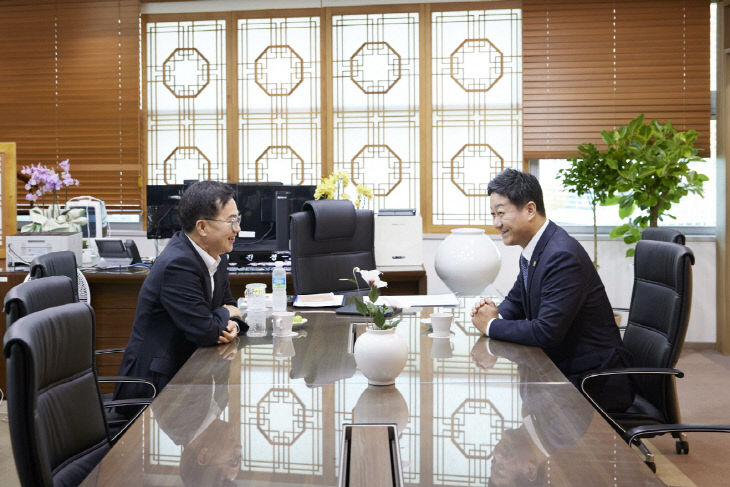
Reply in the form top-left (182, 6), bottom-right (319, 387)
top-left (234, 183), bottom-right (315, 252)
top-left (146, 184), bottom-right (185, 239)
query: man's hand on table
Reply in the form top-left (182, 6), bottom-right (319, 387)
top-left (224, 304), bottom-right (242, 320)
top-left (471, 297), bottom-right (498, 335)
top-left (217, 320), bottom-right (239, 344)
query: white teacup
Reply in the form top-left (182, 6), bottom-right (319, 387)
top-left (272, 311), bottom-right (295, 336)
top-left (274, 336), bottom-right (296, 360)
top-left (431, 337), bottom-right (454, 359)
top-left (430, 312), bottom-right (453, 338)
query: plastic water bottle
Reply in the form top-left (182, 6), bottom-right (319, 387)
top-left (272, 261), bottom-right (287, 311)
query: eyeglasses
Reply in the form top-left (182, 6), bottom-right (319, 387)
top-left (204, 214), bottom-right (242, 231)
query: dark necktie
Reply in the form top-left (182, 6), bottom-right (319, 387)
top-left (519, 255), bottom-right (529, 289)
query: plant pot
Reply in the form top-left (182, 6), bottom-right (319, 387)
top-left (353, 325), bottom-right (408, 386)
top-left (434, 228), bottom-right (501, 295)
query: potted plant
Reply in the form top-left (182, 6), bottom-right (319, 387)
top-left (602, 114), bottom-right (708, 256)
top-left (314, 170), bottom-right (373, 208)
top-left (344, 267), bottom-right (407, 385)
top-left (558, 142), bottom-right (616, 268)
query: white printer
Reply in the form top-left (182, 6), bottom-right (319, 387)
top-left (6, 232), bottom-right (83, 267)
top-left (374, 209), bottom-right (423, 267)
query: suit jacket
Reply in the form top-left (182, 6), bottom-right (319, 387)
top-left (490, 221), bottom-right (633, 411)
top-left (115, 231), bottom-right (236, 402)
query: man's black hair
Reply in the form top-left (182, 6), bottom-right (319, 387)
top-left (178, 180), bottom-right (236, 233)
top-left (487, 168), bottom-right (546, 217)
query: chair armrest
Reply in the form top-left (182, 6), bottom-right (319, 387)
top-left (626, 424), bottom-right (730, 445)
top-left (102, 398), bottom-right (153, 409)
top-left (578, 367), bottom-right (685, 435)
top-left (98, 375), bottom-right (157, 398)
top-left (95, 347), bottom-right (125, 355)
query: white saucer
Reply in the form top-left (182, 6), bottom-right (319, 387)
top-left (428, 331), bottom-right (455, 339)
top-left (273, 331), bottom-right (298, 338)
top-left (293, 318), bottom-right (308, 325)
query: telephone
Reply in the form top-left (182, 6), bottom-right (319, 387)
top-left (95, 239), bottom-right (142, 268)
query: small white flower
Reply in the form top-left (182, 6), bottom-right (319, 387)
top-left (358, 269), bottom-right (387, 288)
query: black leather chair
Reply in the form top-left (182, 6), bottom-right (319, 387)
top-left (29, 250), bottom-right (91, 303)
top-left (581, 239), bottom-right (730, 472)
top-left (289, 200), bottom-right (376, 295)
top-left (642, 227), bottom-right (685, 245)
top-left (3, 276), bottom-right (75, 329)
top-left (3, 303), bottom-right (150, 486)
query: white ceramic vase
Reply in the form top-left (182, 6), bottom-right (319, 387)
top-left (353, 326), bottom-right (408, 386)
top-left (434, 228), bottom-right (501, 295)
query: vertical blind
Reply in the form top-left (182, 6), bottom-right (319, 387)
top-left (523, 0), bottom-right (710, 159)
top-left (0, 0), bottom-right (142, 213)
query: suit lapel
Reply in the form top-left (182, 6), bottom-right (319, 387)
top-left (179, 231), bottom-right (213, 303)
top-left (524, 221), bottom-right (557, 319)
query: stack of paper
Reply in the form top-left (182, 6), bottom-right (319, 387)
top-left (293, 293), bottom-right (345, 308)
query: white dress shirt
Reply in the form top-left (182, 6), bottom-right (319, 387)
top-left (485, 219), bottom-right (551, 336)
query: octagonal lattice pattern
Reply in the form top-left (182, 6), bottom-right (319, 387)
top-left (450, 38), bottom-right (503, 92)
top-left (162, 48), bottom-right (211, 98)
top-left (256, 388), bottom-right (307, 446)
top-left (255, 145), bottom-right (305, 185)
top-left (350, 42), bottom-right (401, 94)
top-left (450, 398), bottom-right (505, 460)
top-left (163, 146), bottom-right (211, 185)
top-left (450, 144), bottom-right (504, 197)
top-left (255, 45), bottom-right (304, 96)
top-left (351, 144), bottom-right (402, 197)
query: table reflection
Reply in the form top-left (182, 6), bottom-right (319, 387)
top-left (81, 297), bottom-right (663, 487)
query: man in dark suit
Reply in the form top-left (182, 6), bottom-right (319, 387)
top-left (115, 180), bottom-right (243, 407)
top-left (471, 169), bottom-right (633, 412)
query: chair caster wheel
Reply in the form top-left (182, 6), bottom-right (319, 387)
top-left (675, 439), bottom-right (689, 455)
top-left (644, 460), bottom-right (656, 473)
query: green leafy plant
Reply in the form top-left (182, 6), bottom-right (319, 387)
top-left (559, 143), bottom-right (616, 268)
top-left (602, 114), bottom-right (708, 256)
top-left (342, 267), bottom-right (401, 330)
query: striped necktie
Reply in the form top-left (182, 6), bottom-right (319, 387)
top-left (519, 255), bottom-right (529, 289)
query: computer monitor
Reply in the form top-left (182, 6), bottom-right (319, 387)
top-left (234, 183), bottom-right (315, 253)
top-left (146, 184), bottom-right (185, 239)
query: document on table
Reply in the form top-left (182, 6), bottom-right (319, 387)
top-left (293, 292), bottom-right (345, 308)
top-left (365, 293), bottom-right (459, 308)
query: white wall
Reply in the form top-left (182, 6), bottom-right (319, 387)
top-left (423, 234), bottom-right (716, 343)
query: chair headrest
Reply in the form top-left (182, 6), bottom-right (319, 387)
top-left (303, 200), bottom-right (357, 240)
top-left (3, 276), bottom-right (76, 321)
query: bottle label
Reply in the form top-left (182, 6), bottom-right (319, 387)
top-left (273, 276), bottom-right (286, 288)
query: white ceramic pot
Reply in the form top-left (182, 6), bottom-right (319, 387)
top-left (434, 228), bottom-right (501, 295)
top-left (353, 326), bottom-right (408, 386)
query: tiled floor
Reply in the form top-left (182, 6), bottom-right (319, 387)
top-left (1, 347), bottom-right (729, 486)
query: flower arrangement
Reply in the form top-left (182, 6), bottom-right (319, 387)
top-left (314, 171), bottom-right (374, 209)
top-left (343, 267), bottom-right (401, 330)
top-left (20, 159), bottom-right (87, 232)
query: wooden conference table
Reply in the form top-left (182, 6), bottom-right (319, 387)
top-left (80, 296), bottom-right (664, 487)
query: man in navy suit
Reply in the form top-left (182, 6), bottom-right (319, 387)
top-left (471, 169), bottom-right (633, 412)
top-left (115, 181), bottom-right (243, 407)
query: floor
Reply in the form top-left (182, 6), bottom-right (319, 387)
top-left (0, 346), bottom-right (729, 486)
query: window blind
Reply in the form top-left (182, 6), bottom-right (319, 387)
top-left (523, 0), bottom-right (710, 159)
top-left (0, 0), bottom-right (142, 213)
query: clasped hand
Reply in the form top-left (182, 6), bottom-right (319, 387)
top-left (470, 297), bottom-right (499, 335)
top-left (218, 304), bottom-right (242, 344)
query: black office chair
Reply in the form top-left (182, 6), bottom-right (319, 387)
top-left (3, 276), bottom-right (154, 435)
top-left (642, 227), bottom-right (685, 245)
top-left (581, 240), bottom-right (730, 472)
top-left (29, 250), bottom-right (91, 304)
top-left (3, 303), bottom-right (150, 486)
top-left (289, 199), bottom-right (376, 295)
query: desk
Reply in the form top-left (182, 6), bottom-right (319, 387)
top-left (0, 263), bottom-right (426, 392)
top-left (80, 297), bottom-right (663, 486)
